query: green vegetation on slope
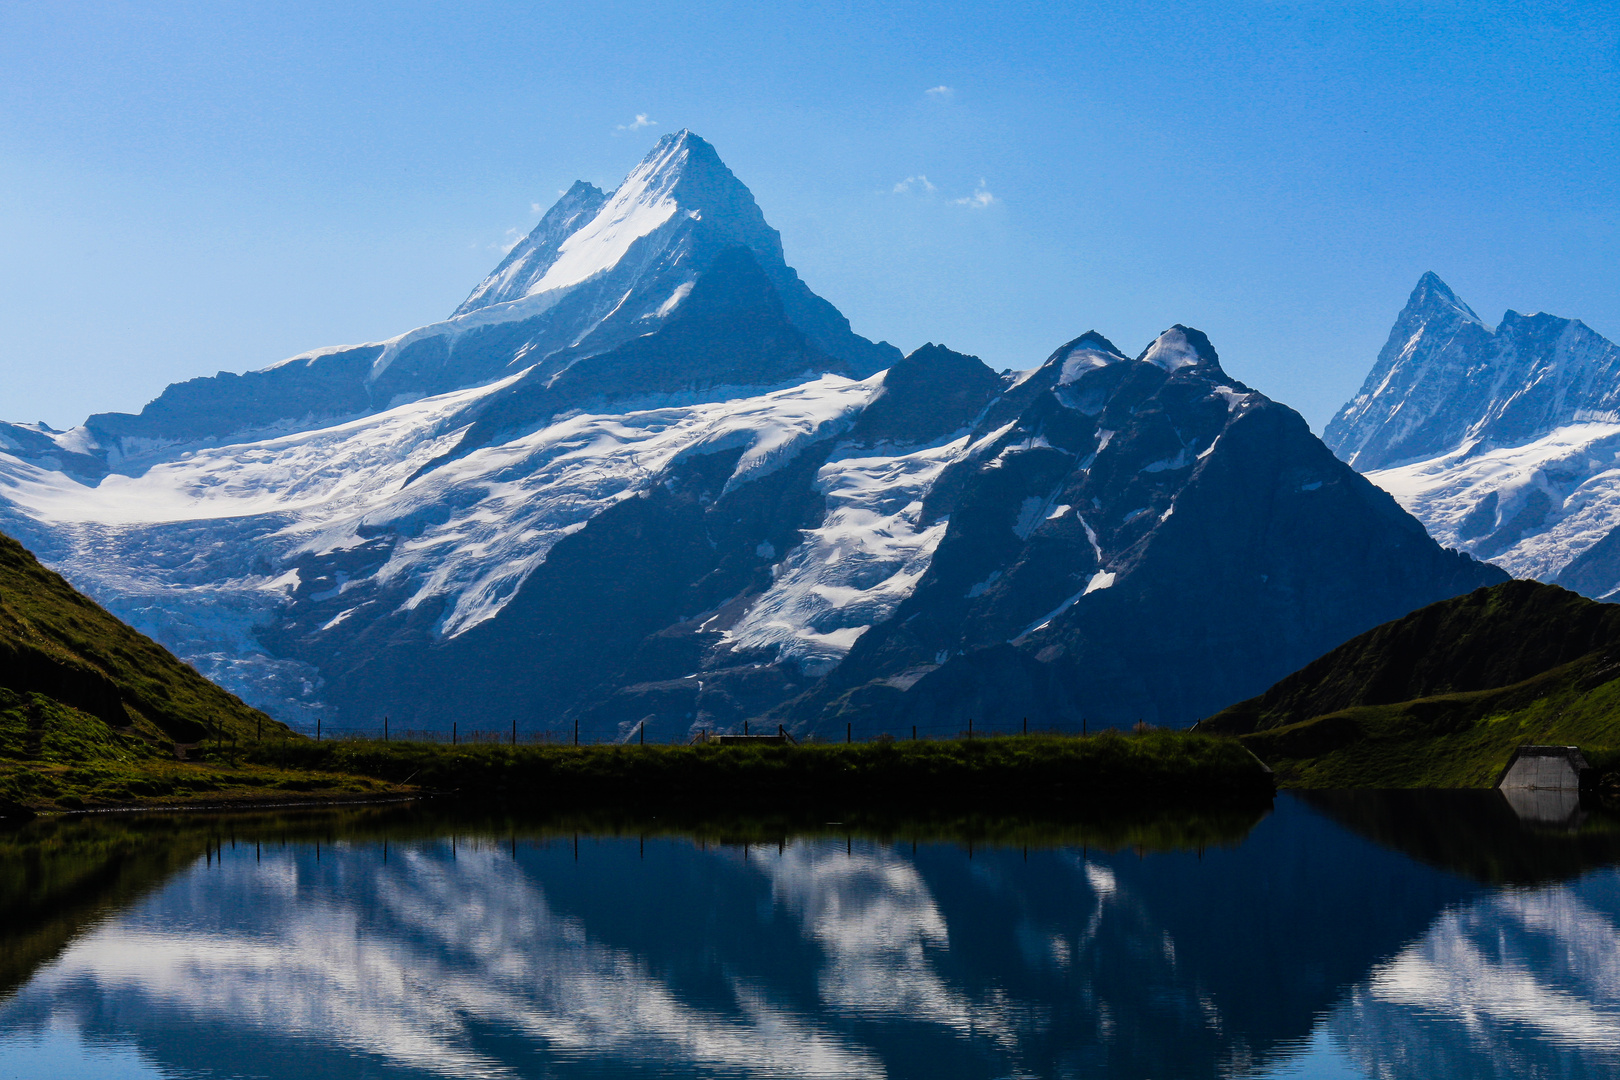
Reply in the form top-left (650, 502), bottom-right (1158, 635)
top-left (1202, 581), bottom-right (1620, 789)
top-left (0, 688), bottom-right (406, 812)
top-left (0, 527), bottom-right (402, 811)
top-left (0, 528), bottom-right (284, 746)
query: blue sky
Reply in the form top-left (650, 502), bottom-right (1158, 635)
top-left (1, 0), bottom-right (1615, 430)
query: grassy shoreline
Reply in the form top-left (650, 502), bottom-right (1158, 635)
top-left (2, 721), bottom-right (1275, 815)
top-left (237, 730), bottom-right (1276, 812)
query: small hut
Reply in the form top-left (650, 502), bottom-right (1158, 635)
top-left (1495, 745), bottom-right (1592, 793)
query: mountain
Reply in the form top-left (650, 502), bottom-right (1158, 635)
top-left (1325, 273), bottom-right (1620, 598)
top-left (0, 527), bottom-right (276, 750)
top-left (0, 135), bottom-right (1504, 735)
top-left (0, 131), bottom-right (898, 476)
top-left (767, 328), bottom-right (1504, 732)
top-left (1203, 580), bottom-right (1620, 787)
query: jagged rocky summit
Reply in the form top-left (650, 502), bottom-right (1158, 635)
top-left (1326, 273), bottom-right (1620, 598)
top-left (0, 134), bottom-right (1502, 736)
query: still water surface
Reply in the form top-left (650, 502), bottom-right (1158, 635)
top-left (2, 792), bottom-right (1618, 1079)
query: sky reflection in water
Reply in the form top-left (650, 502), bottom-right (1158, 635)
top-left (2, 795), bottom-right (1619, 1079)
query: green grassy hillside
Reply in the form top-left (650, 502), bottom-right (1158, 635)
top-left (0, 528), bottom-right (384, 810)
top-left (1202, 581), bottom-right (1620, 789)
top-left (0, 528), bottom-right (282, 747)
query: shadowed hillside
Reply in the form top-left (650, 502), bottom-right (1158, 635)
top-left (1204, 581), bottom-right (1620, 788)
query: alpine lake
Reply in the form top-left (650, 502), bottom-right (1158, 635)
top-left (3, 790), bottom-right (1619, 1080)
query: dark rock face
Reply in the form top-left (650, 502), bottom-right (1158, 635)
top-left (844, 342), bottom-right (1004, 446)
top-left (1325, 272), bottom-right (1620, 472)
top-left (778, 329), bottom-right (1507, 733)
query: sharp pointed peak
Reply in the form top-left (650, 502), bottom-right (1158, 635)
top-left (627, 129), bottom-right (728, 184)
top-left (1405, 272), bottom-right (1483, 324)
top-left (1138, 325), bottom-right (1219, 371)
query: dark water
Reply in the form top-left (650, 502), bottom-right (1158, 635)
top-left (2, 792), bottom-right (1619, 1079)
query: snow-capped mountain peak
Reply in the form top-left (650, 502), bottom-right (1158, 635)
top-left (1050, 331), bottom-right (1128, 383)
top-left (1406, 270), bottom-right (1484, 327)
top-left (1331, 275), bottom-right (1620, 601)
top-left (453, 130), bottom-right (782, 318)
top-left (452, 180), bottom-right (608, 317)
top-left (1138, 325), bottom-right (1219, 372)
top-left (39, 132), bottom-right (898, 467)
top-left (1327, 273), bottom-right (1620, 473)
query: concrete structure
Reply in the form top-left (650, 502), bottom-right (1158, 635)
top-left (1496, 746), bottom-right (1591, 792)
top-left (1496, 746), bottom-right (1593, 828)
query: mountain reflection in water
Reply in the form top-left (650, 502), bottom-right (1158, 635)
top-left (1, 795), bottom-right (1618, 1078)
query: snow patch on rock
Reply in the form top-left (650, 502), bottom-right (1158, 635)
top-left (724, 437), bottom-right (966, 675)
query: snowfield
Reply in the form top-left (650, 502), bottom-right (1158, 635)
top-left (725, 437), bottom-right (965, 674)
top-left (1368, 422), bottom-right (1620, 587)
top-left (0, 373), bottom-right (939, 719)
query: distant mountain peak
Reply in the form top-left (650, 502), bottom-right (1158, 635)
top-left (1404, 271), bottom-right (1483, 327)
top-left (41, 132), bottom-right (900, 471)
top-left (454, 130), bottom-right (781, 319)
top-left (1056, 330), bottom-right (1125, 358)
top-left (1044, 331), bottom-right (1127, 383)
top-left (1138, 325), bottom-right (1220, 371)
top-left (1326, 275), bottom-right (1620, 473)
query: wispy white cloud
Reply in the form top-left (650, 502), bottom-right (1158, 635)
top-left (953, 179), bottom-right (997, 208)
top-left (616, 113), bottom-right (657, 132)
top-left (924, 85), bottom-right (953, 98)
top-left (892, 175), bottom-right (937, 195)
top-left (531, 202), bottom-right (544, 215)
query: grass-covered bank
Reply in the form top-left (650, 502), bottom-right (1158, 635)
top-left (2, 678), bottom-right (1273, 815)
top-left (0, 689), bottom-right (408, 814)
top-left (241, 730), bottom-right (1275, 812)
top-left (1234, 657), bottom-right (1620, 790)
top-left (1202, 581), bottom-right (1620, 792)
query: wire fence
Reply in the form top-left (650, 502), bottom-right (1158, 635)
top-left (266, 715), bottom-right (1155, 747)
